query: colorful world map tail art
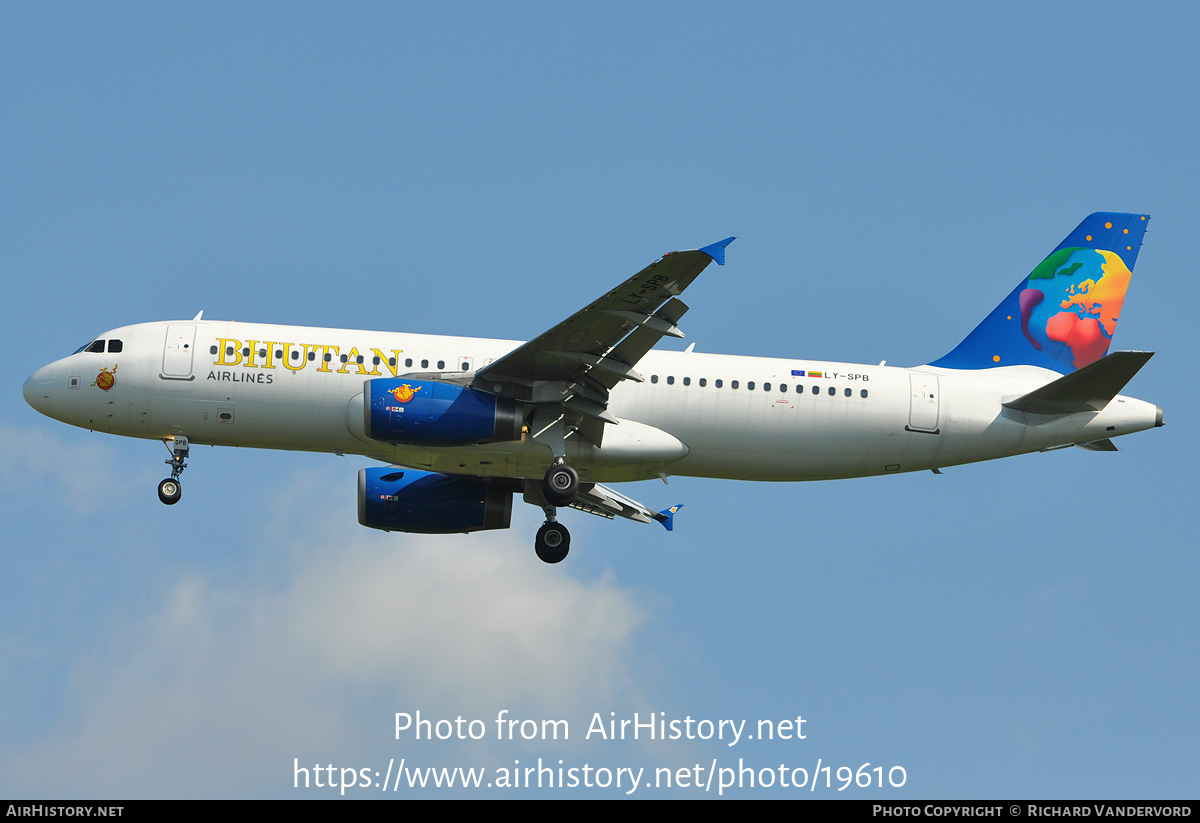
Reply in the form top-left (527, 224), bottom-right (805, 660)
top-left (930, 213), bottom-right (1149, 374)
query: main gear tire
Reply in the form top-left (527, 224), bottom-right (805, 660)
top-left (534, 522), bottom-right (570, 564)
top-left (543, 463), bottom-right (579, 507)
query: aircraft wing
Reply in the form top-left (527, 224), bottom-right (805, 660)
top-left (471, 238), bottom-right (734, 439)
top-left (566, 483), bottom-right (682, 531)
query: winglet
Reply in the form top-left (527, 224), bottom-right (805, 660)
top-left (699, 237), bottom-right (736, 266)
top-left (655, 504), bottom-right (683, 531)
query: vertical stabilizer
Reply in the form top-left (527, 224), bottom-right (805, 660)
top-left (930, 213), bottom-right (1149, 373)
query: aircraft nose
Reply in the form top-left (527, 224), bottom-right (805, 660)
top-left (23, 367), bottom-right (53, 416)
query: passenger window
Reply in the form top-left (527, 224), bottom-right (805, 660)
top-left (683, 377), bottom-right (690, 386)
top-left (108, 340), bottom-right (123, 353)
top-left (780, 383), bottom-right (787, 393)
top-left (339, 354), bottom-right (348, 362)
top-left (828, 386), bottom-right (836, 396)
top-left (275, 349), bottom-right (283, 360)
top-left (667, 376), bottom-right (675, 385)
top-left (421, 359), bottom-right (429, 368)
top-left (812, 385), bottom-right (819, 395)
top-left (748, 381), bottom-right (755, 390)
top-left (461, 362), bottom-right (469, 371)
top-left (242, 347), bottom-right (250, 358)
top-left (437, 360), bottom-right (445, 370)
top-left (209, 345), bottom-right (218, 355)
top-left (861, 389), bottom-right (869, 398)
top-left (731, 380), bottom-right (739, 389)
top-left (699, 378), bottom-right (707, 387)
top-left (324, 353), bottom-right (332, 362)
top-left (405, 358), bottom-right (413, 367)
top-left (389, 357), bottom-right (396, 367)
top-left (309, 351), bottom-right (316, 361)
top-left (259, 349), bottom-right (267, 359)
top-left (764, 382), bottom-right (771, 392)
top-left (651, 375), bottom-right (659, 384)
top-left (715, 379), bottom-right (723, 388)
top-left (357, 355), bottom-right (365, 364)
top-left (292, 350), bottom-right (301, 361)
top-left (844, 388), bottom-right (852, 397)
top-left (373, 356), bottom-right (381, 365)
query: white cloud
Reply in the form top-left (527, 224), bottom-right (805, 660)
top-left (1, 493), bottom-right (649, 797)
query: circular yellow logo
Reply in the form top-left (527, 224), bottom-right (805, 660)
top-left (92, 365), bottom-right (118, 391)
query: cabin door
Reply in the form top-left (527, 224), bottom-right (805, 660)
top-left (907, 373), bottom-right (940, 433)
top-left (162, 325), bottom-right (197, 380)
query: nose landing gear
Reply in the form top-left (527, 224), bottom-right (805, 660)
top-left (158, 436), bottom-right (189, 505)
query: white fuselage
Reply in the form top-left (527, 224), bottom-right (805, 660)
top-left (23, 319), bottom-right (1162, 484)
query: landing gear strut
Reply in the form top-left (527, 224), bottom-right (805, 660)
top-left (158, 436), bottom-right (189, 505)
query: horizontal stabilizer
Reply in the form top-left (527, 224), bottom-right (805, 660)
top-left (1003, 351), bottom-right (1154, 415)
top-left (1075, 438), bottom-right (1118, 451)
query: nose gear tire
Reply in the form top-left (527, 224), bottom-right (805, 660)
top-left (158, 478), bottom-right (182, 505)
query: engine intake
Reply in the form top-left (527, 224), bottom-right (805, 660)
top-left (364, 378), bottom-right (521, 444)
top-left (358, 467), bottom-right (512, 534)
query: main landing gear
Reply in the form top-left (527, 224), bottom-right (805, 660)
top-left (157, 436), bottom-right (189, 505)
top-left (530, 461), bottom-right (579, 564)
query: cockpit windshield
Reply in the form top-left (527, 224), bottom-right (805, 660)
top-left (72, 339), bottom-right (113, 355)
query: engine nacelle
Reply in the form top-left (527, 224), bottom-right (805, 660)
top-left (358, 467), bottom-right (512, 534)
top-left (364, 378), bottom-right (522, 444)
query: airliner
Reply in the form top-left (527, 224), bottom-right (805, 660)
top-left (22, 213), bottom-right (1162, 563)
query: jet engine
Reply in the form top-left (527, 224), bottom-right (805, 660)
top-left (357, 467), bottom-right (512, 533)
top-left (364, 378), bottom-right (522, 444)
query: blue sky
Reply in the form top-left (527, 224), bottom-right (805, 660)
top-left (2, 3), bottom-right (1196, 798)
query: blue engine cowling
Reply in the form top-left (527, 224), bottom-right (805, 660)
top-left (358, 467), bottom-right (512, 533)
top-left (364, 378), bottom-right (522, 444)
